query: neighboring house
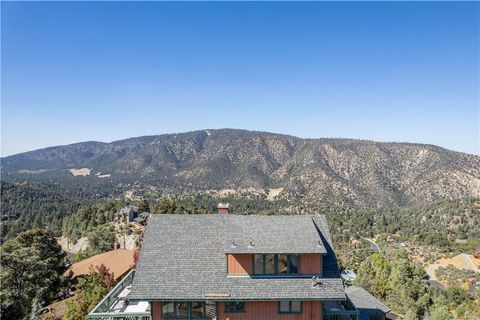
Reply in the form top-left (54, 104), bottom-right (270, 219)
top-left (88, 205), bottom-right (390, 320)
top-left (67, 249), bottom-right (135, 281)
top-left (117, 206), bottom-right (139, 223)
top-left (134, 212), bottom-right (150, 225)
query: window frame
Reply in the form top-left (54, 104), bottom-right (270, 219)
top-left (161, 301), bottom-right (207, 319)
top-left (278, 301), bottom-right (303, 314)
top-left (175, 302), bottom-right (189, 318)
top-left (190, 301), bottom-right (207, 319)
top-left (254, 254), bottom-right (265, 275)
top-left (224, 301), bottom-right (246, 313)
top-left (252, 254), bottom-right (300, 276)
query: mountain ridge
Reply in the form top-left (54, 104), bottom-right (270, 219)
top-left (2, 129), bottom-right (479, 207)
top-left (5, 128), bottom-right (475, 158)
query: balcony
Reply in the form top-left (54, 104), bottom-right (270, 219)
top-left (323, 299), bottom-right (359, 320)
top-left (88, 269), bottom-right (151, 320)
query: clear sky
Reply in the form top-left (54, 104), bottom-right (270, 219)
top-left (1, 1), bottom-right (479, 156)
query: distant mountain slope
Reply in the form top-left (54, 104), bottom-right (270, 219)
top-left (2, 129), bottom-right (479, 207)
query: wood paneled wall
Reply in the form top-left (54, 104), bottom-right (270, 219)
top-left (217, 301), bottom-right (322, 320)
top-left (227, 254), bottom-right (253, 275)
top-left (151, 301), bottom-right (162, 320)
top-left (299, 254), bottom-right (322, 275)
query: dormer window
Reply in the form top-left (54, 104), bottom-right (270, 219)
top-left (253, 254), bottom-right (300, 275)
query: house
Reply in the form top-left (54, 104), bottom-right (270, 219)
top-left (67, 249), bottom-right (135, 281)
top-left (117, 206), bottom-right (139, 223)
top-left (88, 206), bottom-right (389, 320)
top-left (133, 212), bottom-right (150, 225)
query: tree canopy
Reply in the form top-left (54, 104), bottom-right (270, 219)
top-left (0, 229), bottom-right (68, 319)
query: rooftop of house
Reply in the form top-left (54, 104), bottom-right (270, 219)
top-left (119, 206), bottom-right (139, 215)
top-left (224, 215), bottom-right (328, 254)
top-left (345, 285), bottom-right (391, 320)
top-left (130, 214), bottom-right (345, 301)
top-left (66, 249), bottom-right (135, 281)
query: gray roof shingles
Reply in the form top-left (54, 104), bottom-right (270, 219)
top-left (130, 214), bottom-right (345, 301)
top-left (224, 215), bottom-right (327, 254)
top-left (345, 285), bottom-right (390, 319)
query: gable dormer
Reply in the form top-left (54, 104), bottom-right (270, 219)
top-left (224, 215), bottom-right (327, 277)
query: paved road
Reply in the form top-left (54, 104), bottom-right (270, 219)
top-left (363, 238), bottom-right (380, 253)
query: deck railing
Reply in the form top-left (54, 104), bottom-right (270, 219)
top-left (323, 310), bottom-right (359, 320)
top-left (87, 269), bottom-right (151, 320)
top-left (323, 298), bottom-right (359, 320)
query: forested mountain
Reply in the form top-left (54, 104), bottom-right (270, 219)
top-left (2, 129), bottom-right (479, 207)
top-left (0, 181), bottom-right (81, 241)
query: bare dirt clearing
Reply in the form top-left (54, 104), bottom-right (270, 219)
top-left (68, 168), bottom-right (92, 176)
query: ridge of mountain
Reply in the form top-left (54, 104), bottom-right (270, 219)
top-left (2, 129), bottom-right (479, 207)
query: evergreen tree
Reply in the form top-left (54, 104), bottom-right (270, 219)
top-left (1, 229), bottom-right (68, 319)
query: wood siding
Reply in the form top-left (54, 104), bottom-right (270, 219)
top-left (227, 254), bottom-right (253, 275)
top-left (300, 254), bottom-right (322, 275)
top-left (151, 301), bottom-right (161, 320)
top-left (217, 301), bottom-right (322, 320)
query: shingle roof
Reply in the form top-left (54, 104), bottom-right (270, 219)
top-left (130, 214), bottom-right (345, 301)
top-left (67, 249), bottom-right (134, 281)
top-left (345, 285), bottom-right (391, 319)
top-left (224, 215), bottom-right (327, 254)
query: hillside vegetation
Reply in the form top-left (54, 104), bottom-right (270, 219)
top-left (2, 129), bottom-right (479, 207)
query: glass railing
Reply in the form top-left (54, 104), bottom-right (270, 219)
top-left (87, 269), bottom-right (151, 320)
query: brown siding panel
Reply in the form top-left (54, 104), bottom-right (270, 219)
top-left (151, 301), bottom-right (162, 320)
top-left (300, 254), bottom-right (322, 275)
top-left (217, 301), bottom-right (322, 320)
top-left (227, 254), bottom-right (253, 275)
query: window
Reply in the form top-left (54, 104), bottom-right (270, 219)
top-left (279, 301), bottom-right (290, 313)
top-left (176, 302), bottom-right (188, 318)
top-left (162, 302), bottom-right (206, 319)
top-left (265, 254), bottom-right (275, 274)
top-left (254, 255), bottom-right (264, 274)
top-left (224, 301), bottom-right (246, 313)
top-left (162, 302), bottom-right (175, 318)
top-left (278, 255), bottom-right (288, 274)
top-left (291, 301), bottom-right (301, 313)
top-left (289, 255), bottom-right (299, 274)
top-left (253, 254), bottom-right (300, 275)
top-left (191, 302), bottom-right (206, 318)
top-left (279, 301), bottom-right (302, 314)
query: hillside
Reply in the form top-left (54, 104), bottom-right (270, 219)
top-left (2, 129), bottom-right (479, 207)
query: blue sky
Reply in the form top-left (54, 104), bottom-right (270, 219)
top-left (1, 1), bottom-right (479, 156)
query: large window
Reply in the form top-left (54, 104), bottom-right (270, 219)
top-left (162, 302), bottom-right (207, 319)
top-left (224, 301), bottom-right (246, 313)
top-left (253, 254), bottom-right (300, 275)
top-left (191, 302), bottom-right (206, 318)
top-left (279, 301), bottom-right (302, 314)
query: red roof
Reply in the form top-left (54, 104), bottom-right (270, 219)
top-left (67, 249), bottom-right (134, 280)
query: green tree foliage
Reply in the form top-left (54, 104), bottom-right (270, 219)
top-left (326, 198), bottom-right (480, 251)
top-left (355, 253), bottom-right (391, 299)
top-left (1, 181), bottom-right (80, 242)
top-left (0, 229), bottom-right (68, 319)
top-left (385, 251), bottom-right (429, 317)
top-left (138, 199), bottom-right (150, 213)
top-left (62, 202), bottom-right (121, 240)
top-left (86, 225), bottom-right (116, 255)
top-left (64, 265), bottom-right (116, 320)
top-left (428, 286), bottom-right (480, 320)
top-left (354, 249), bottom-right (479, 319)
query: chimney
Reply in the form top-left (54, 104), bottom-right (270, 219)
top-left (217, 203), bottom-right (230, 214)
